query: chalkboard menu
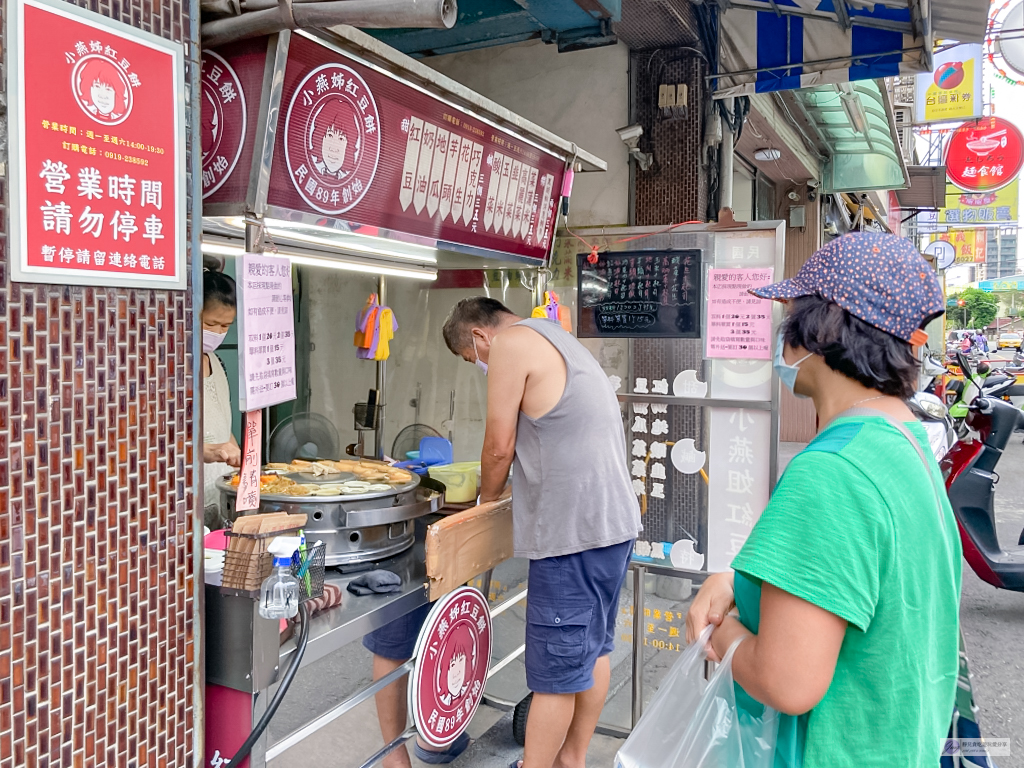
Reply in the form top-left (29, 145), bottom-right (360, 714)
top-left (577, 249), bottom-right (703, 338)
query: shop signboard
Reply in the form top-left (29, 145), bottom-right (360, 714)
top-left (410, 587), bottom-right (491, 748)
top-left (206, 33), bottom-right (565, 261)
top-left (979, 276), bottom-right (1024, 292)
top-left (202, 37), bottom-right (270, 206)
top-left (915, 44), bottom-right (984, 124)
top-left (944, 117), bottom-right (1024, 193)
top-left (931, 229), bottom-right (988, 264)
top-left (705, 268), bottom-right (774, 360)
top-left (706, 408), bottom-right (772, 572)
top-left (7, 0), bottom-right (185, 289)
top-left (237, 252), bottom-right (297, 411)
top-left (271, 33), bottom-right (565, 261)
top-left (919, 181), bottom-right (1019, 232)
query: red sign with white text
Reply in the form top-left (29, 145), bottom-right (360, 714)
top-left (944, 116), bottom-right (1024, 194)
top-left (10, 0), bottom-right (184, 289)
top-left (260, 34), bottom-right (564, 261)
top-left (410, 587), bottom-right (492, 748)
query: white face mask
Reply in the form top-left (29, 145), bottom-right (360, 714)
top-left (472, 336), bottom-right (488, 375)
top-left (203, 329), bottom-right (227, 353)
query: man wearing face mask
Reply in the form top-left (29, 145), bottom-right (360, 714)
top-left (202, 257), bottom-right (242, 529)
top-left (442, 298), bottom-right (641, 768)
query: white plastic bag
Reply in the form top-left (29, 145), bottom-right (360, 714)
top-left (615, 626), bottom-right (779, 768)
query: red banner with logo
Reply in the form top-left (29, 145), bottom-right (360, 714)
top-left (206, 33), bottom-right (565, 261)
top-left (202, 39), bottom-right (268, 204)
top-left (10, 0), bottom-right (185, 289)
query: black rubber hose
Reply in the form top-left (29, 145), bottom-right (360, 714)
top-left (229, 603), bottom-right (310, 766)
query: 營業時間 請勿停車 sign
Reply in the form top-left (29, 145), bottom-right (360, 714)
top-left (8, 0), bottom-right (185, 289)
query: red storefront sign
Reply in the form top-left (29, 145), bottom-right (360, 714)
top-left (944, 116), bottom-right (1024, 194)
top-left (410, 587), bottom-right (492, 748)
top-left (206, 33), bottom-right (565, 261)
top-left (8, 0), bottom-right (185, 290)
top-left (202, 50), bottom-right (248, 199)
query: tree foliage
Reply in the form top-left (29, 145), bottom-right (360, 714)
top-left (948, 287), bottom-right (999, 330)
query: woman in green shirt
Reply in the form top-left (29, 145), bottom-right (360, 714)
top-left (686, 233), bottom-right (962, 767)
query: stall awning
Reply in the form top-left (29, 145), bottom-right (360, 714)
top-left (894, 166), bottom-right (947, 210)
top-left (714, 0), bottom-right (986, 99)
top-left (793, 80), bottom-right (907, 193)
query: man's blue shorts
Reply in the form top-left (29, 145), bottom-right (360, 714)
top-left (362, 602), bottom-right (432, 661)
top-left (525, 539), bottom-right (633, 695)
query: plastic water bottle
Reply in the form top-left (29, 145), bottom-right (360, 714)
top-left (259, 538), bottom-right (301, 619)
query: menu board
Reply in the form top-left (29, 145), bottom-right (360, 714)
top-left (577, 250), bottom-right (702, 338)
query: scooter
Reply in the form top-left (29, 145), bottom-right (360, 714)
top-left (908, 391), bottom-right (955, 462)
top-left (918, 354), bottom-right (948, 398)
top-left (942, 394), bottom-right (1024, 591)
top-left (945, 354), bottom-right (1019, 437)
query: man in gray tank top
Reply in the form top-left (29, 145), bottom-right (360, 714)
top-left (443, 297), bottom-right (641, 768)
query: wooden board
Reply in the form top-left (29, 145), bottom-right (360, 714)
top-left (425, 498), bottom-right (513, 601)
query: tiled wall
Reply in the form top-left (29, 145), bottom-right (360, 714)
top-left (0, 2), bottom-right (198, 766)
top-left (629, 34), bottom-right (711, 549)
top-left (632, 52), bottom-right (709, 226)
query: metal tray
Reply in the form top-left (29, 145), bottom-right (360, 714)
top-left (215, 465), bottom-right (421, 503)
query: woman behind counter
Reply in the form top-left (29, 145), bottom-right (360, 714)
top-left (202, 257), bottom-right (241, 529)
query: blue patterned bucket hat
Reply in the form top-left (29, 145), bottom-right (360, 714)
top-left (750, 232), bottom-right (944, 345)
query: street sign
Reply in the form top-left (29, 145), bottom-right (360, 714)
top-left (925, 239), bottom-right (957, 270)
top-left (7, 0), bottom-right (185, 289)
top-left (410, 587), bottom-right (491, 748)
top-left (944, 117), bottom-right (1024, 193)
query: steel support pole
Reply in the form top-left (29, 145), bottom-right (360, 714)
top-left (631, 565), bottom-right (646, 727)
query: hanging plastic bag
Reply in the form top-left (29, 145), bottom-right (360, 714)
top-left (615, 626), bottom-right (779, 768)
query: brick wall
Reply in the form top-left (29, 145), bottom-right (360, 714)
top-left (0, 2), bottom-right (198, 767)
top-left (629, 37), bottom-right (711, 550)
top-left (632, 52), bottom-right (709, 226)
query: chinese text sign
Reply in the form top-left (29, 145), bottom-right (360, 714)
top-left (707, 408), bottom-right (771, 572)
top-left (237, 253), bottom-right (297, 411)
top-left (706, 268), bottom-right (774, 359)
top-left (9, 0), bottom-right (185, 289)
top-left (235, 410), bottom-right (262, 513)
top-left (915, 44), bottom-right (983, 124)
top-left (932, 229), bottom-right (988, 264)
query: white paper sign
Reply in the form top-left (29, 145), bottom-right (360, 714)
top-left (238, 252), bottom-right (297, 411)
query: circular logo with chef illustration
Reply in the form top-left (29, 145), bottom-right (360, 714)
top-left (283, 63), bottom-right (381, 215)
top-left (71, 53), bottom-right (134, 126)
top-left (410, 587), bottom-right (491, 748)
top-left (201, 50), bottom-right (247, 198)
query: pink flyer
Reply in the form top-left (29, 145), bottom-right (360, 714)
top-left (238, 252), bottom-right (297, 410)
top-left (235, 410), bottom-right (262, 513)
top-left (706, 268), bottom-right (774, 360)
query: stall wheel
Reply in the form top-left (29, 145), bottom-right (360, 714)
top-left (512, 693), bottom-right (532, 747)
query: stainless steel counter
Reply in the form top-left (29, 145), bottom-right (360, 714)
top-left (206, 519), bottom-right (433, 693)
top-left (279, 539), bottom-right (429, 670)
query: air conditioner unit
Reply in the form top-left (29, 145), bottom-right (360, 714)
top-left (893, 106), bottom-right (914, 163)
